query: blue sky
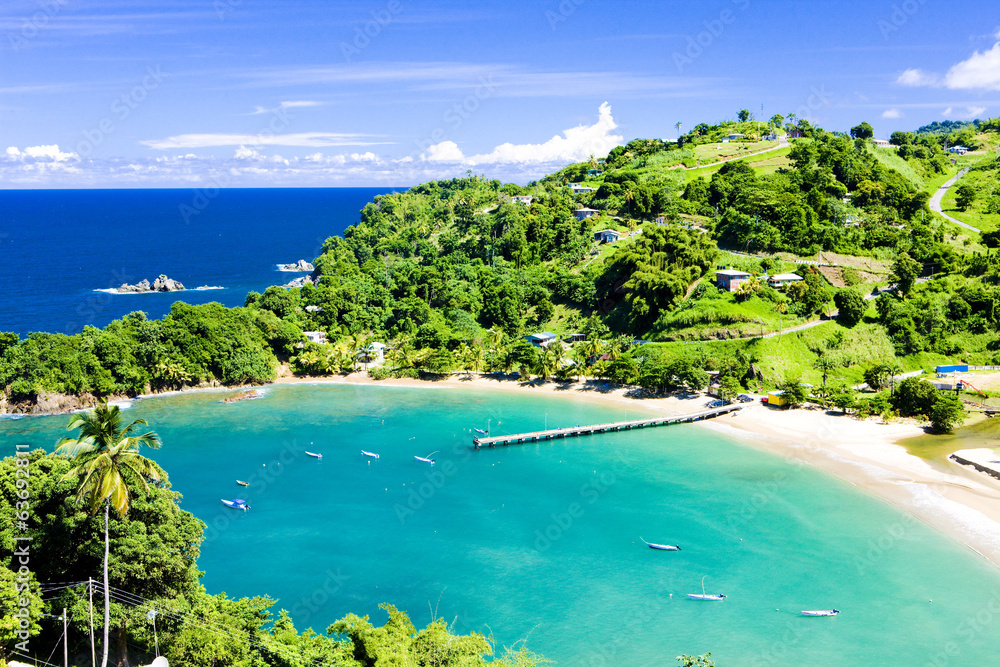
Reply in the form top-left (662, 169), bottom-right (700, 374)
top-left (1, 0), bottom-right (998, 187)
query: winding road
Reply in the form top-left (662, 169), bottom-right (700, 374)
top-left (929, 167), bottom-right (977, 232)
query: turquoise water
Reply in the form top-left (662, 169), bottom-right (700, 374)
top-left (4, 384), bottom-right (1000, 666)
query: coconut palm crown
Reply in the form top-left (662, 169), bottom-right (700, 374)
top-left (56, 403), bottom-right (162, 516)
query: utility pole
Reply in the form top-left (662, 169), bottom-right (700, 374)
top-left (88, 578), bottom-right (96, 667)
top-left (63, 608), bottom-right (68, 667)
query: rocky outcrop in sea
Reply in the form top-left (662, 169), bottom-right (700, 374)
top-left (116, 275), bottom-right (185, 293)
top-left (278, 259), bottom-right (315, 272)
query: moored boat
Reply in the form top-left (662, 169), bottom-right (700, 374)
top-left (362, 450), bottom-right (379, 459)
top-left (640, 537), bottom-right (681, 551)
top-left (414, 451), bottom-right (438, 465)
top-left (236, 480), bottom-right (249, 486)
top-left (305, 451), bottom-right (322, 459)
top-left (221, 498), bottom-right (249, 511)
top-left (801, 609), bottom-right (839, 617)
top-left (687, 593), bottom-right (726, 601)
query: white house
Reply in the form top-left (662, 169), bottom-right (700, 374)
top-left (569, 184), bottom-right (598, 194)
top-left (361, 341), bottom-right (386, 363)
top-left (574, 207), bottom-right (600, 220)
top-left (767, 273), bottom-right (803, 290)
top-left (872, 138), bottom-right (891, 148)
top-left (594, 229), bottom-right (622, 243)
top-left (303, 331), bottom-right (327, 344)
top-left (510, 195), bottom-right (533, 205)
top-left (526, 332), bottom-right (558, 347)
top-left (947, 146), bottom-right (969, 155)
top-left (726, 133), bottom-right (745, 141)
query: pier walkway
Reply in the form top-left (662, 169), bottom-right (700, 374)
top-left (473, 404), bottom-right (741, 448)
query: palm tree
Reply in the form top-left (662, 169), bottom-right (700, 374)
top-left (813, 357), bottom-right (837, 407)
top-left (56, 404), bottom-right (161, 667)
top-left (886, 361), bottom-right (904, 396)
top-left (487, 326), bottom-right (507, 373)
top-left (623, 186), bottom-right (636, 218)
top-left (583, 333), bottom-right (603, 366)
top-left (534, 344), bottom-right (562, 380)
top-left (674, 121), bottom-right (682, 140)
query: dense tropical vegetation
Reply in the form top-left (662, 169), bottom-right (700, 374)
top-left (1, 115), bottom-right (998, 422)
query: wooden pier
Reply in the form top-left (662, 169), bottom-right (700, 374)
top-left (472, 404), bottom-right (742, 448)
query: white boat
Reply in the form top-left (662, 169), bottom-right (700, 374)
top-left (687, 576), bottom-right (723, 600)
top-left (414, 451), bottom-right (438, 465)
top-left (361, 450), bottom-right (379, 459)
top-left (641, 537), bottom-right (681, 551)
top-left (305, 451), bottom-right (322, 459)
top-left (474, 428), bottom-right (488, 435)
top-left (221, 498), bottom-right (249, 511)
top-left (801, 609), bottom-right (839, 617)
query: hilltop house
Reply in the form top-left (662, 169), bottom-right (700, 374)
top-left (594, 229), bottom-right (622, 243)
top-left (569, 183), bottom-right (598, 194)
top-left (510, 195), bottom-right (533, 205)
top-left (526, 332), bottom-right (558, 348)
top-left (574, 207), bottom-right (600, 221)
top-left (715, 269), bottom-right (751, 292)
top-left (303, 331), bottom-right (327, 345)
top-left (947, 146), bottom-right (969, 155)
top-left (872, 138), bottom-right (891, 148)
top-left (726, 133), bottom-right (745, 141)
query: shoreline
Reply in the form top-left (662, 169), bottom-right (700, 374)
top-left (269, 372), bottom-right (1000, 570)
top-left (11, 370), bottom-right (1000, 570)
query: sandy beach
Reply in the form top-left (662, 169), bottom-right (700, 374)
top-left (269, 371), bottom-right (1000, 570)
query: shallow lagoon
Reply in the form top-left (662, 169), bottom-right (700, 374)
top-left (5, 383), bottom-right (1000, 666)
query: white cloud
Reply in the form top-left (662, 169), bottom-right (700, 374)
top-left (943, 105), bottom-right (987, 119)
top-left (943, 42), bottom-right (1000, 91)
top-left (234, 145), bottom-right (262, 160)
top-left (142, 132), bottom-right (392, 150)
top-left (4, 144), bottom-right (78, 161)
top-left (422, 103), bottom-right (622, 167)
top-left (250, 100), bottom-right (325, 115)
top-left (881, 108), bottom-right (903, 119)
top-left (967, 105), bottom-right (987, 117)
top-left (942, 107), bottom-right (953, 116)
top-left (424, 141), bottom-right (465, 162)
top-left (896, 68), bottom-right (938, 87)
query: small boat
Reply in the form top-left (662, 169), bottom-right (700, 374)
top-left (473, 428), bottom-right (488, 435)
top-left (361, 450), bottom-right (379, 459)
top-left (687, 576), bottom-right (724, 601)
top-left (305, 451), bottom-right (323, 459)
top-left (414, 451), bottom-right (438, 465)
top-left (236, 480), bottom-right (249, 486)
top-left (641, 537), bottom-right (681, 551)
top-left (221, 498), bottom-right (249, 511)
top-left (801, 609), bottom-right (839, 617)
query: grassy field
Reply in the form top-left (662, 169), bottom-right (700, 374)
top-left (683, 144), bottom-right (793, 182)
top-left (940, 166), bottom-right (1000, 232)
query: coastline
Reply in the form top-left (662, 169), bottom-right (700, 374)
top-left (12, 370), bottom-right (1000, 570)
top-left (269, 372), bottom-right (1000, 570)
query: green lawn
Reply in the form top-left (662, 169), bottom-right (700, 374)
top-left (683, 145), bottom-right (793, 182)
top-left (940, 167), bottom-right (1000, 232)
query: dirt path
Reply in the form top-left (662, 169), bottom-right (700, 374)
top-left (929, 168), bottom-right (978, 232)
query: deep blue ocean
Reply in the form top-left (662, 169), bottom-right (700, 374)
top-left (0, 188), bottom-right (397, 336)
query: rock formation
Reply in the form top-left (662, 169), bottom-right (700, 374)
top-left (115, 275), bottom-right (185, 293)
top-left (278, 259), bottom-right (315, 272)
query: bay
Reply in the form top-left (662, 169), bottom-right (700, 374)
top-left (4, 383), bottom-right (999, 666)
